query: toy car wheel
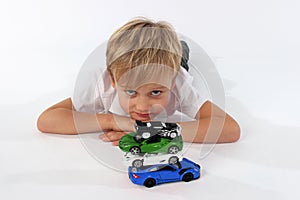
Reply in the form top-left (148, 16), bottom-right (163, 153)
top-left (130, 146), bottom-right (141, 155)
top-left (170, 132), bottom-right (177, 138)
top-left (132, 159), bottom-right (143, 168)
top-left (168, 156), bottom-right (179, 164)
top-left (142, 132), bottom-right (151, 139)
top-left (168, 145), bottom-right (179, 154)
top-left (182, 173), bottom-right (194, 182)
top-left (144, 178), bottom-right (156, 188)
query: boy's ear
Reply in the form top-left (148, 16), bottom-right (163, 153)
top-left (109, 74), bottom-right (116, 88)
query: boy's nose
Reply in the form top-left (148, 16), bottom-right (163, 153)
top-left (135, 97), bottom-right (150, 112)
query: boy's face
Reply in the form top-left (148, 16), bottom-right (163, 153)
top-left (116, 83), bottom-right (171, 121)
top-left (109, 63), bottom-right (177, 121)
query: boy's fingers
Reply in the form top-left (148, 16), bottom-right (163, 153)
top-left (99, 131), bottom-right (127, 142)
top-left (98, 133), bottom-right (109, 141)
top-left (112, 140), bottom-right (120, 146)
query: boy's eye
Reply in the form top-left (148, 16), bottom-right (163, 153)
top-left (126, 90), bottom-right (137, 96)
top-left (151, 90), bottom-right (162, 96)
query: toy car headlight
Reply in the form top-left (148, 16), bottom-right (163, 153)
top-left (177, 126), bottom-right (182, 134)
top-left (131, 167), bottom-right (138, 173)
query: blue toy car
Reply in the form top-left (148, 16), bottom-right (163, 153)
top-left (128, 157), bottom-right (201, 187)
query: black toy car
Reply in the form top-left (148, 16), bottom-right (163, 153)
top-left (134, 120), bottom-right (181, 141)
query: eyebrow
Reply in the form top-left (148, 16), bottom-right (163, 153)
top-left (122, 86), bottom-right (168, 90)
top-left (150, 86), bottom-right (168, 90)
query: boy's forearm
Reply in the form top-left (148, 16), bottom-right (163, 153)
top-left (37, 108), bottom-right (113, 134)
top-left (178, 115), bottom-right (240, 143)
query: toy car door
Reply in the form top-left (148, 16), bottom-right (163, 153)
top-left (157, 165), bottom-right (179, 181)
top-left (140, 136), bottom-right (162, 153)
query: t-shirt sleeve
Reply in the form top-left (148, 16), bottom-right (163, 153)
top-left (72, 70), bottom-right (106, 114)
top-left (176, 69), bottom-right (211, 118)
top-left (180, 87), bottom-right (209, 119)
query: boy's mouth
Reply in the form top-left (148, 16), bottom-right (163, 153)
top-left (134, 112), bottom-right (151, 120)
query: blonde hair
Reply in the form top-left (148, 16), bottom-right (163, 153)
top-left (106, 17), bottom-right (182, 83)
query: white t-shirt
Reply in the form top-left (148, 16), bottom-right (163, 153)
top-left (72, 67), bottom-right (210, 119)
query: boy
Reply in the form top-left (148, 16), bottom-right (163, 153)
top-left (37, 17), bottom-right (240, 145)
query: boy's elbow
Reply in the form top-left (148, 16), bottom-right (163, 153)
top-left (219, 116), bottom-right (241, 143)
top-left (229, 120), bottom-right (241, 143)
top-left (37, 112), bottom-right (52, 133)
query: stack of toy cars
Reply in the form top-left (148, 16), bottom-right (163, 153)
top-left (119, 120), bottom-right (201, 188)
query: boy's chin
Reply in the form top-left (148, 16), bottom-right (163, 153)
top-left (130, 113), bottom-right (163, 122)
top-left (131, 116), bottom-right (151, 122)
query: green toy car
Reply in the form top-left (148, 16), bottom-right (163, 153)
top-left (119, 132), bottom-right (183, 155)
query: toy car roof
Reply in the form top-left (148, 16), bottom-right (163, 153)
top-left (135, 120), bottom-right (179, 129)
top-left (135, 120), bottom-right (165, 127)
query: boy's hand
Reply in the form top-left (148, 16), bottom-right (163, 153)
top-left (98, 114), bottom-right (136, 146)
top-left (98, 131), bottom-right (129, 146)
top-left (108, 114), bottom-right (136, 132)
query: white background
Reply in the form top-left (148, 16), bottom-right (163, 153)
top-left (1, 0), bottom-right (300, 199)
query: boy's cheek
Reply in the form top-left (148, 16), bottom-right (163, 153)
top-left (149, 104), bottom-right (167, 113)
top-left (116, 92), bottom-right (130, 112)
top-left (119, 98), bottom-right (131, 113)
